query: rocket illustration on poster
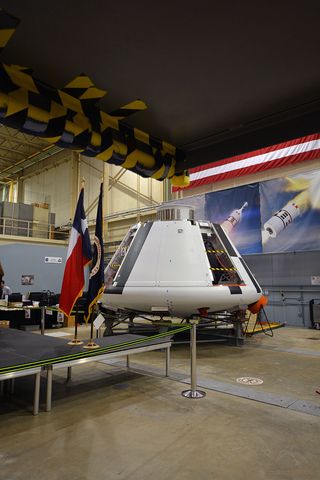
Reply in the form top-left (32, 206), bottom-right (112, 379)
top-left (204, 184), bottom-right (262, 254)
top-left (260, 169), bottom-right (320, 253)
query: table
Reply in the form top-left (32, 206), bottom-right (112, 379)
top-left (0, 327), bottom-right (185, 414)
top-left (45, 340), bottom-right (171, 411)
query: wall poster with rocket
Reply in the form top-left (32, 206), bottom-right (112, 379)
top-left (204, 183), bottom-right (262, 255)
top-left (171, 167), bottom-right (320, 255)
top-left (260, 169), bottom-right (320, 253)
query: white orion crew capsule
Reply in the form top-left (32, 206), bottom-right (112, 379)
top-left (102, 204), bottom-right (263, 318)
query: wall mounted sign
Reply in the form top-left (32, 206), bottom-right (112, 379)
top-left (21, 274), bottom-right (34, 285)
top-left (44, 257), bottom-right (62, 264)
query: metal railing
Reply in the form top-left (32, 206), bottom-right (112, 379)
top-left (0, 216), bottom-right (67, 241)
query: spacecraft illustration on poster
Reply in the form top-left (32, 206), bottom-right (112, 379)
top-left (260, 170), bottom-right (320, 253)
top-left (204, 184), bottom-right (262, 255)
top-left (170, 168), bottom-right (320, 255)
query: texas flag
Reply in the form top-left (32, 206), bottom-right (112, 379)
top-left (59, 188), bottom-right (92, 318)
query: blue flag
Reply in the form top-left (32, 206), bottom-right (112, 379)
top-left (84, 183), bottom-right (104, 322)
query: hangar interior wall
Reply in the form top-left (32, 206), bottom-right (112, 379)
top-left (0, 243), bottom-right (67, 293)
top-left (17, 151), bottom-right (164, 251)
top-left (244, 251), bottom-right (320, 328)
top-left (23, 159), bottom-right (73, 226)
top-left (8, 145), bottom-right (320, 327)
top-left (22, 152), bottom-right (103, 226)
top-left (108, 164), bottom-right (163, 214)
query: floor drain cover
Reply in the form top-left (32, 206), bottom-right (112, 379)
top-left (236, 377), bottom-right (263, 385)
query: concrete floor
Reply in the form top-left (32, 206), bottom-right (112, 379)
top-left (1, 326), bottom-right (320, 480)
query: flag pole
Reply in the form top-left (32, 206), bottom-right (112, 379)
top-left (67, 302), bottom-right (83, 345)
top-left (59, 177), bottom-right (92, 345)
top-left (67, 178), bottom-right (86, 345)
top-left (83, 306), bottom-right (99, 349)
top-left (83, 180), bottom-right (104, 350)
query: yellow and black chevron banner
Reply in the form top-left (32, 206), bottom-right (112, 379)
top-left (0, 10), bottom-right (189, 187)
top-left (210, 267), bottom-right (238, 272)
top-left (0, 9), bottom-right (19, 53)
top-left (206, 249), bottom-right (226, 254)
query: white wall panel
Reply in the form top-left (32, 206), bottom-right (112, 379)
top-left (23, 160), bottom-right (73, 226)
top-left (20, 150), bottom-right (163, 242)
top-left (108, 164), bottom-right (163, 214)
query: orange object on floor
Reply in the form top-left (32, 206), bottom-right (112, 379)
top-left (248, 295), bottom-right (268, 314)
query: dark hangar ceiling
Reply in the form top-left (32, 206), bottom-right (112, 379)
top-left (1, 0), bottom-right (320, 171)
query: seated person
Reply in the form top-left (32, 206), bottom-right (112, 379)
top-left (0, 261), bottom-right (4, 284)
top-left (1, 280), bottom-right (12, 298)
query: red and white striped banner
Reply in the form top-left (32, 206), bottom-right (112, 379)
top-left (174, 133), bottom-right (320, 191)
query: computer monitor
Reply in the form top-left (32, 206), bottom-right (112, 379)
top-left (8, 293), bottom-right (23, 302)
top-left (29, 292), bottom-right (45, 302)
top-left (48, 293), bottom-right (60, 306)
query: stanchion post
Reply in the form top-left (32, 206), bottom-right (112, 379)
top-left (182, 320), bottom-right (206, 399)
top-left (165, 346), bottom-right (170, 377)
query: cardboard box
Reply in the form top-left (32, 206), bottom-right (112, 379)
top-left (0, 320), bottom-right (10, 328)
top-left (63, 315), bottom-right (75, 328)
top-left (8, 302), bottom-right (23, 308)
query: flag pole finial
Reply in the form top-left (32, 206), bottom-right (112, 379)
top-left (81, 178), bottom-right (85, 189)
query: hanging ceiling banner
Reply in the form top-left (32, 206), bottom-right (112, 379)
top-left (173, 134), bottom-right (320, 191)
top-left (0, 10), bottom-right (189, 187)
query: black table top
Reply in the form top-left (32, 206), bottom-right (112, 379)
top-left (0, 327), bottom-right (183, 374)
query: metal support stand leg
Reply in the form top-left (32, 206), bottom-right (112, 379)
top-left (40, 306), bottom-right (45, 335)
top-left (234, 321), bottom-right (243, 346)
top-left (46, 366), bottom-right (53, 412)
top-left (182, 322), bottom-right (206, 399)
top-left (126, 355), bottom-right (130, 368)
top-left (165, 346), bottom-right (170, 377)
top-left (2, 379), bottom-right (8, 396)
top-left (67, 367), bottom-right (72, 381)
top-left (10, 378), bottom-right (15, 395)
top-left (0, 380), bottom-right (3, 396)
top-left (33, 372), bottom-right (41, 416)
